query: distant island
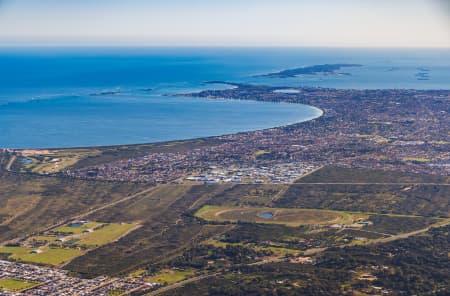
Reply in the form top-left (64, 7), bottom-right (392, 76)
top-left (256, 63), bottom-right (362, 78)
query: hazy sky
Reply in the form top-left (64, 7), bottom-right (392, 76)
top-left (0, 0), bottom-right (448, 47)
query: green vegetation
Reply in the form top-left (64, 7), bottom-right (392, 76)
top-left (253, 150), bottom-right (271, 159)
top-left (146, 269), bottom-right (195, 284)
top-left (129, 269), bottom-right (147, 277)
top-left (18, 149), bottom-right (101, 174)
top-left (54, 222), bottom-right (103, 235)
top-left (277, 183), bottom-right (450, 217)
top-left (1, 222), bottom-right (140, 267)
top-left (0, 246), bottom-right (83, 266)
top-left (77, 223), bottom-right (138, 247)
top-left (256, 246), bottom-right (299, 256)
top-left (64, 167), bottom-right (449, 278)
top-left (65, 185), bottom-right (230, 278)
top-left (1, 161), bottom-right (448, 295)
top-left (0, 171), bottom-right (148, 242)
top-left (164, 226), bottom-right (450, 296)
top-left (296, 166), bottom-right (449, 184)
top-left (0, 278), bottom-right (39, 292)
top-left (202, 239), bottom-right (241, 248)
top-left (364, 215), bottom-right (439, 234)
top-left (32, 235), bottom-right (58, 243)
top-left (403, 157), bottom-right (431, 163)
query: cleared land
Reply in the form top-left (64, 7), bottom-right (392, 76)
top-left (146, 269), bottom-right (195, 284)
top-left (0, 278), bottom-right (39, 292)
top-left (0, 246), bottom-right (83, 266)
top-left (76, 223), bottom-right (138, 247)
top-left (35, 222), bottom-right (138, 247)
top-left (54, 222), bottom-right (103, 235)
top-left (0, 172), bottom-right (148, 242)
top-left (0, 221), bottom-right (138, 268)
top-left (107, 289), bottom-right (126, 296)
top-left (195, 205), bottom-right (357, 227)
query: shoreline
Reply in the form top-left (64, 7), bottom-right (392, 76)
top-left (4, 83), bottom-right (449, 179)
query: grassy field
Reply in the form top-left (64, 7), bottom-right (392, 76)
top-left (0, 222), bottom-right (138, 266)
top-left (253, 149), bottom-right (270, 158)
top-left (403, 157), bottom-right (431, 163)
top-left (256, 246), bottom-right (300, 256)
top-left (77, 223), bottom-right (138, 247)
top-left (195, 205), bottom-right (356, 227)
top-left (54, 222), bottom-right (104, 234)
top-left (146, 269), bottom-right (195, 284)
top-left (0, 278), bottom-right (39, 292)
top-left (32, 235), bottom-right (58, 243)
top-left (0, 246), bottom-right (83, 266)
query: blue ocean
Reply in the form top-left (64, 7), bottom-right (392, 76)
top-left (1, 47), bottom-right (449, 148)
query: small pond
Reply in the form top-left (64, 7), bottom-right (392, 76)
top-left (21, 158), bottom-right (33, 165)
top-left (69, 222), bottom-right (83, 227)
top-left (260, 212), bottom-right (274, 219)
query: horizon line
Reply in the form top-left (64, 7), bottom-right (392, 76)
top-left (0, 44), bottom-right (449, 49)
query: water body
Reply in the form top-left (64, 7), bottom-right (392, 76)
top-left (68, 223), bottom-right (83, 227)
top-left (0, 95), bottom-right (321, 148)
top-left (1, 47), bottom-right (449, 148)
top-left (21, 158), bottom-right (33, 165)
top-left (260, 212), bottom-right (274, 219)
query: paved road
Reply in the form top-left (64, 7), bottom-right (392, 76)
top-left (5, 154), bottom-right (16, 171)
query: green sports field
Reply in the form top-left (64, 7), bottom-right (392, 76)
top-left (0, 278), bottom-right (39, 292)
top-left (0, 246), bottom-right (83, 266)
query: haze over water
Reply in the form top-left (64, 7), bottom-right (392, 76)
top-left (1, 47), bottom-right (449, 148)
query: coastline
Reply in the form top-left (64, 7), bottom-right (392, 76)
top-left (3, 82), bottom-right (448, 180)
